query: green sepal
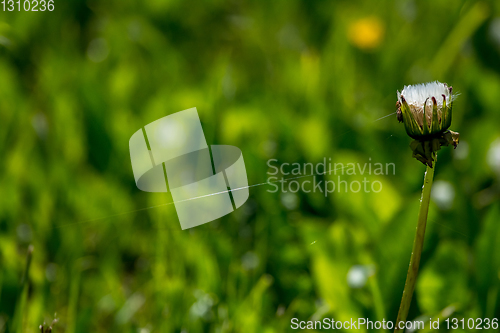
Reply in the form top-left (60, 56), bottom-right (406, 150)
top-left (401, 99), bottom-right (423, 138)
top-left (431, 97), bottom-right (440, 134)
top-left (422, 98), bottom-right (430, 136)
top-left (441, 95), bottom-right (448, 130)
top-left (444, 102), bottom-right (452, 131)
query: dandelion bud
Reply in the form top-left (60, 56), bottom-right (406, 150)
top-left (396, 81), bottom-right (460, 167)
top-left (396, 81), bottom-right (454, 139)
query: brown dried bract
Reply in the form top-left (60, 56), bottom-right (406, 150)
top-left (396, 101), bottom-right (403, 123)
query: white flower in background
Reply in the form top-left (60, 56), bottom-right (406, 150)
top-left (487, 138), bottom-right (500, 175)
top-left (431, 180), bottom-right (455, 210)
top-left (347, 265), bottom-right (375, 289)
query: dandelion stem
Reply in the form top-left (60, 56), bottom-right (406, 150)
top-left (395, 156), bottom-right (436, 331)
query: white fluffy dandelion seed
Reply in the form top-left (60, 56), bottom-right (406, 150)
top-left (396, 81), bottom-right (456, 139)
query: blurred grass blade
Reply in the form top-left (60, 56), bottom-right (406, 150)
top-left (12, 245), bottom-right (34, 333)
top-left (431, 1), bottom-right (489, 77)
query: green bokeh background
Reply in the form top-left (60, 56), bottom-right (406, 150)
top-left (1, 0), bottom-right (500, 332)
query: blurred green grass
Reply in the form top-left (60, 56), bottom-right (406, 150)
top-left (1, 0), bottom-right (500, 332)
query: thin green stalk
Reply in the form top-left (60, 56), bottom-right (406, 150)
top-left (395, 158), bottom-right (435, 332)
